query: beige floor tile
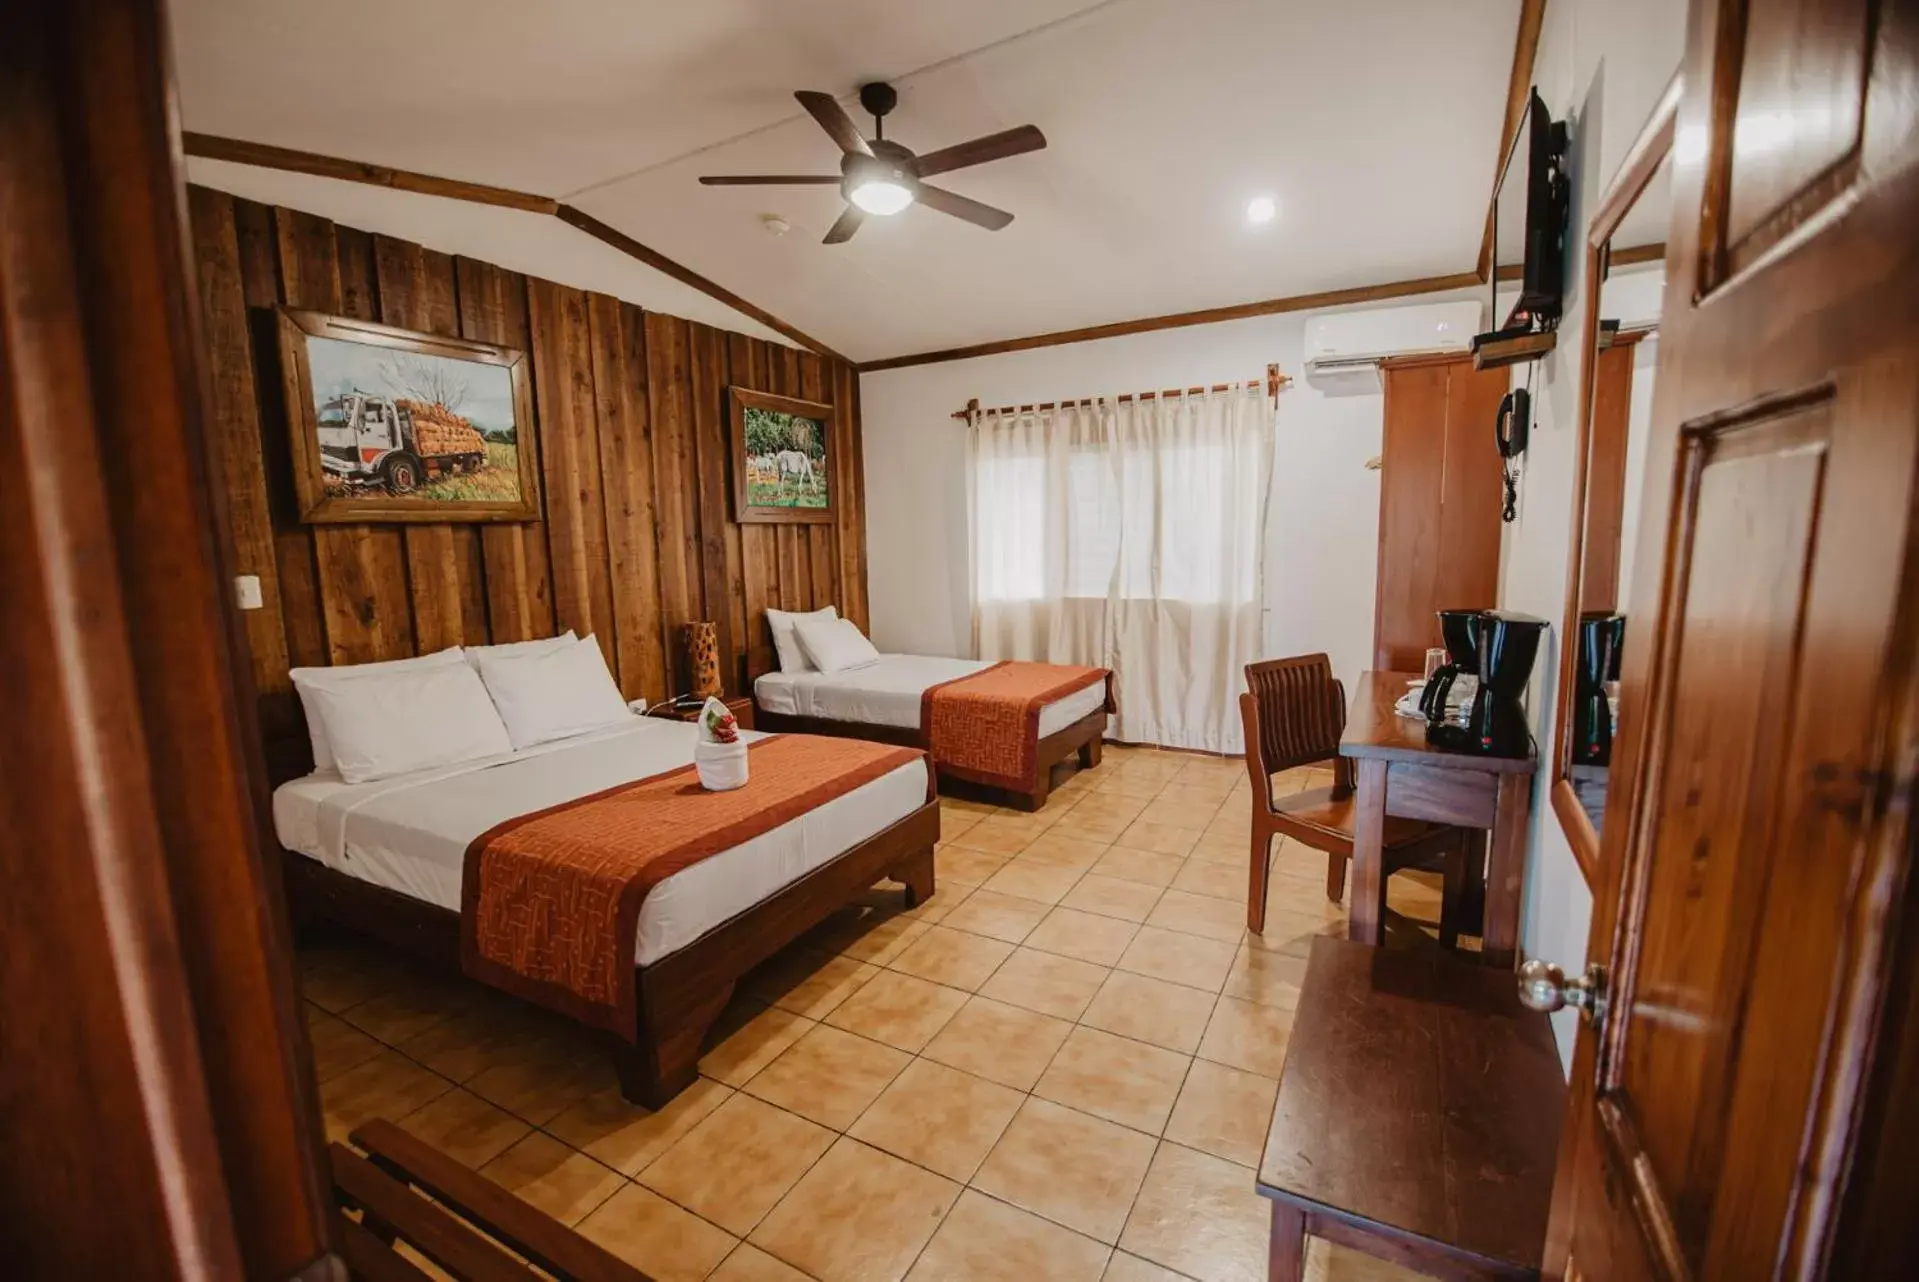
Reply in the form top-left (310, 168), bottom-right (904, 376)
top-left (576, 1182), bottom-right (738, 1282)
top-left (746, 948), bottom-right (880, 1021)
top-left (710, 1243), bottom-right (814, 1282)
top-left (700, 1005), bottom-right (818, 1087)
top-left (1066, 791), bottom-right (1152, 823)
top-left (1117, 926), bottom-right (1238, 993)
top-left (305, 1006), bottom-right (382, 1083)
top-left (1018, 832), bottom-right (1110, 872)
top-left (1153, 782), bottom-right (1233, 818)
top-left (938, 807), bottom-right (984, 837)
top-left (548, 1076), bottom-right (734, 1176)
top-left (479, 1132), bottom-right (624, 1227)
top-left (1088, 847), bottom-right (1185, 888)
top-left (1134, 798), bottom-right (1215, 833)
top-left (335, 974), bottom-right (473, 1046)
top-left (750, 1137), bottom-right (960, 1282)
top-left (1171, 858), bottom-right (1251, 904)
top-left (941, 887), bottom-right (1051, 944)
top-left (812, 910), bottom-right (931, 966)
top-left (1186, 832), bottom-right (1250, 867)
top-left (1119, 1142), bottom-right (1270, 1282)
top-left (908, 1188), bottom-right (1112, 1281)
top-left (976, 948), bottom-right (1110, 1021)
top-left (297, 945), bottom-right (395, 1014)
top-left (1052, 808), bottom-right (1138, 844)
top-left (1222, 944), bottom-right (1306, 1010)
top-left (466, 1037), bottom-right (619, 1126)
top-left (1114, 820), bottom-right (1201, 857)
top-left (1081, 970), bottom-right (1217, 1054)
top-left (973, 1097), bottom-right (1157, 1244)
top-left (1022, 906), bottom-right (1141, 967)
top-left (889, 924), bottom-right (1015, 991)
top-left (320, 1049), bottom-right (454, 1142)
top-left (1147, 889), bottom-right (1251, 944)
top-left (951, 814), bottom-right (1044, 854)
top-left (937, 846), bottom-right (1011, 886)
top-left (1162, 1059), bottom-right (1278, 1169)
top-left (980, 858), bottom-right (1085, 906)
top-left (848, 1058), bottom-right (1023, 1183)
top-left (744, 1024), bottom-right (911, 1130)
top-left (1061, 874), bottom-right (1166, 923)
top-left (822, 968), bottom-right (970, 1053)
top-left (639, 1093), bottom-right (835, 1236)
top-left (1302, 1237), bottom-right (1435, 1281)
top-left (1197, 997), bottom-right (1294, 1079)
top-left (1034, 1026), bottom-right (1190, 1135)
top-left (1104, 1251), bottom-right (1191, 1281)
top-left (921, 994), bottom-right (1073, 1090)
top-left (396, 1087), bottom-right (530, 1168)
top-left (395, 1000), bottom-right (549, 1084)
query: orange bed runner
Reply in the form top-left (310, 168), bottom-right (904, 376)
top-left (920, 661), bottom-right (1113, 791)
top-left (461, 734), bottom-right (929, 1033)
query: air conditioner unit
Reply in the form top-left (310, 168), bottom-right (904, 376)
top-left (1303, 301), bottom-right (1483, 390)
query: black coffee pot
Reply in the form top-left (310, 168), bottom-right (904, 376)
top-left (1572, 612), bottom-right (1625, 766)
top-left (1418, 608), bottom-right (1483, 727)
top-left (1426, 610), bottom-right (1547, 758)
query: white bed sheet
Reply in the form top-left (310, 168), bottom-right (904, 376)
top-left (754, 654), bottom-right (1108, 737)
top-left (272, 717), bottom-right (927, 966)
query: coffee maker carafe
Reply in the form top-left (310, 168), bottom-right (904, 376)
top-left (1426, 610), bottom-right (1547, 758)
top-left (1418, 608), bottom-right (1483, 729)
top-left (1572, 612), bottom-right (1625, 766)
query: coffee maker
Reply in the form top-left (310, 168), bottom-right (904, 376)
top-left (1572, 612), bottom-right (1625, 766)
top-left (1425, 609), bottom-right (1547, 758)
top-left (1418, 608), bottom-right (1483, 726)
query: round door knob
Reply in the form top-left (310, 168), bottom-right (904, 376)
top-left (1517, 959), bottom-right (1607, 1023)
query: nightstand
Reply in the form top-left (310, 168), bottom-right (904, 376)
top-left (643, 695), bottom-right (754, 732)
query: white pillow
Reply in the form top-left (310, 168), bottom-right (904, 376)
top-left (463, 630), bottom-right (576, 670)
top-left (767, 605), bottom-right (837, 673)
top-left (793, 615), bottom-right (881, 674)
top-left (306, 662), bottom-right (512, 785)
top-left (290, 647), bottom-right (465, 773)
top-left (474, 634), bottom-right (630, 750)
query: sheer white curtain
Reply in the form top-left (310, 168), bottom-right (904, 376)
top-left (968, 383), bottom-right (1273, 753)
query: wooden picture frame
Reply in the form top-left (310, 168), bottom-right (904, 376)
top-left (275, 307), bottom-right (540, 523)
top-left (728, 386), bottom-right (835, 524)
top-left (1547, 74), bottom-right (1679, 887)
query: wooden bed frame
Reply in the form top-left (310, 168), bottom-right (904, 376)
top-left (282, 800), bottom-right (939, 1107)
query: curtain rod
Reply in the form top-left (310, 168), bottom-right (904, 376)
top-left (951, 363), bottom-right (1291, 422)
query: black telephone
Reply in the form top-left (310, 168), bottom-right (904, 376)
top-left (1496, 386), bottom-right (1530, 523)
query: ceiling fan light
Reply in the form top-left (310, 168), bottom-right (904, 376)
top-left (849, 179), bottom-right (914, 215)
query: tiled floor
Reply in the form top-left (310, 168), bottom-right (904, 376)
top-left (303, 743), bottom-right (1443, 1282)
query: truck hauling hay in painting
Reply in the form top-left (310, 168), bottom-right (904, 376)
top-left (316, 392), bottom-right (489, 495)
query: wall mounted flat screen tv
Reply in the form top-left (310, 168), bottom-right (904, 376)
top-left (1487, 88), bottom-right (1570, 336)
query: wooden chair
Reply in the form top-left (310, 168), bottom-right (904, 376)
top-left (1241, 654), bottom-right (1473, 943)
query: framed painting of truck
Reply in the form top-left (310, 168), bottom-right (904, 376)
top-left (728, 386), bottom-right (835, 525)
top-left (275, 308), bottom-right (540, 524)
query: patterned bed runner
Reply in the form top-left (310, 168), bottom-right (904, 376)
top-left (461, 734), bottom-right (929, 1034)
top-left (920, 662), bottom-right (1113, 791)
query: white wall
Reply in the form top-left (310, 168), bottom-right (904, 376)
top-left (860, 286), bottom-right (1483, 691)
top-left (1496, 0), bottom-right (1687, 1062)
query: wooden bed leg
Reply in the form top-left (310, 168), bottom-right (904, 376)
top-left (894, 845), bottom-right (936, 908)
top-left (1078, 736), bottom-right (1102, 769)
top-left (614, 981), bottom-right (735, 1108)
top-left (1013, 769), bottom-right (1050, 813)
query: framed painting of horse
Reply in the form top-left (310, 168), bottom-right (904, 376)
top-left (728, 386), bottom-right (835, 525)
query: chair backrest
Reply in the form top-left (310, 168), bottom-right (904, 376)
top-left (1243, 653), bottom-right (1353, 794)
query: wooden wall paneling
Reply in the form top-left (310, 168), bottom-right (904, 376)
top-left (770, 345), bottom-right (808, 611)
top-left (731, 334), bottom-right (776, 666)
top-left (848, 363), bottom-right (870, 630)
top-left (1580, 343), bottom-right (1635, 612)
top-left (644, 311), bottom-right (699, 690)
top-left (455, 256), bottom-right (555, 643)
top-left (187, 187), bottom-right (295, 741)
top-left (832, 358), bottom-right (867, 631)
top-left (711, 333), bottom-right (750, 691)
top-left (275, 208), bottom-right (416, 665)
top-left (1436, 361), bottom-right (1510, 616)
top-left (799, 353), bottom-right (837, 611)
top-left (588, 294), bottom-right (668, 701)
top-left (526, 278), bottom-right (617, 668)
top-left (688, 322), bottom-right (738, 688)
top-left (1374, 362), bottom-right (1452, 671)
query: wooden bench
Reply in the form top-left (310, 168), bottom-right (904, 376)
top-left (1257, 937), bottom-right (1564, 1281)
top-left (333, 1118), bottom-right (653, 1281)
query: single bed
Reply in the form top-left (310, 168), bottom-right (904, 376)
top-left (275, 716), bottom-right (937, 1105)
top-left (750, 650), bottom-right (1111, 810)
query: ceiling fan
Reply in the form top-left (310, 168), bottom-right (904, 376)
top-left (700, 83), bottom-right (1046, 244)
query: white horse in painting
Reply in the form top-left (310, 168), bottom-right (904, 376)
top-left (774, 450), bottom-right (814, 485)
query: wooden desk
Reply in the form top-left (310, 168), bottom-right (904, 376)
top-left (1340, 671), bottom-right (1535, 967)
top-left (1257, 937), bottom-right (1563, 1281)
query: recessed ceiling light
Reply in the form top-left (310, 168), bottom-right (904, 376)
top-left (1246, 195), bottom-right (1278, 225)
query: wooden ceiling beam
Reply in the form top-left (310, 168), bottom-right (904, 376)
top-left (1476, 0), bottom-right (1548, 283)
top-left (180, 132), bottom-right (846, 362)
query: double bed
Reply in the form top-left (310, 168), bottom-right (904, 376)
top-left (276, 715), bottom-right (938, 1106)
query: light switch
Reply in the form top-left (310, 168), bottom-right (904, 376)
top-left (234, 574), bottom-right (264, 610)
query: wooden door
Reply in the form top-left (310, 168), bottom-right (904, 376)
top-left (1374, 355), bottom-right (1509, 671)
top-left (1546, 2), bottom-right (1919, 1278)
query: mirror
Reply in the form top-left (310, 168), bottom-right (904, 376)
top-left (1551, 77), bottom-right (1678, 881)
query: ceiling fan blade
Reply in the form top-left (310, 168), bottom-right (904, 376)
top-left (823, 205), bottom-right (866, 244)
top-left (913, 125), bottom-right (1047, 178)
top-left (916, 184), bottom-right (1015, 231)
top-left (699, 175), bottom-right (841, 185)
top-left (795, 91), bottom-right (872, 156)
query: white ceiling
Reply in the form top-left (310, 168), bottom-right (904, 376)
top-left (171, 0), bottom-right (1524, 363)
